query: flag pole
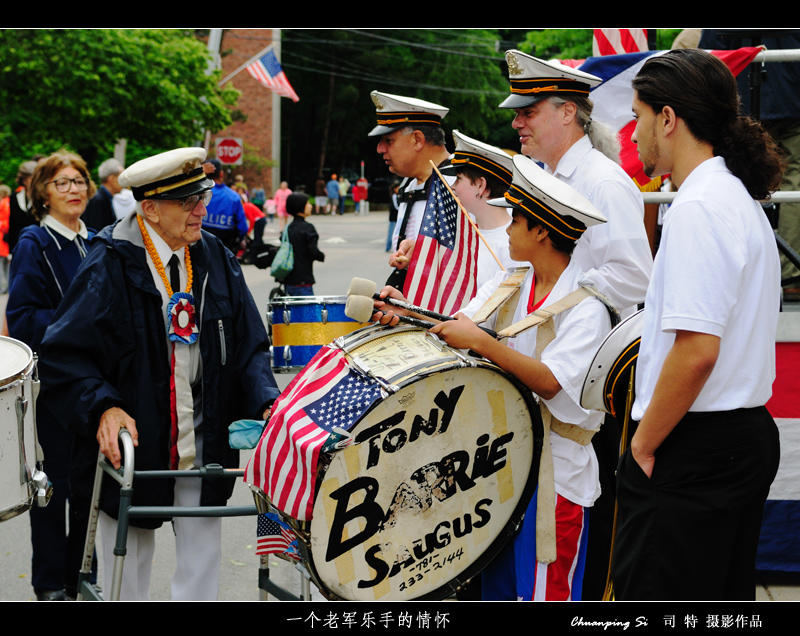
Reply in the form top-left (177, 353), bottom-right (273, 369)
top-left (429, 161), bottom-right (507, 272)
top-left (218, 44), bottom-right (276, 87)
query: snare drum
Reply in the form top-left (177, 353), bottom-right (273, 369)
top-left (253, 324), bottom-right (542, 601)
top-left (0, 336), bottom-right (48, 522)
top-left (267, 296), bottom-right (371, 372)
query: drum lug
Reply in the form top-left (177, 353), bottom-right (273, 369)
top-left (283, 345), bottom-right (292, 362)
top-left (32, 468), bottom-right (52, 508)
top-left (284, 309), bottom-right (291, 325)
top-left (266, 310), bottom-right (273, 325)
top-left (321, 307), bottom-right (328, 324)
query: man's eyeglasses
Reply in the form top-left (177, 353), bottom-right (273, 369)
top-left (48, 177), bottom-right (89, 192)
top-left (177, 190), bottom-right (213, 211)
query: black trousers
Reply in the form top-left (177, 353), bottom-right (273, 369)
top-left (611, 406), bottom-right (780, 601)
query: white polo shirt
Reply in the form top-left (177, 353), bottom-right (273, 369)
top-left (632, 156), bottom-right (781, 420)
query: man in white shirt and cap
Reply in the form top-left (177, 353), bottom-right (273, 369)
top-left (368, 90), bottom-right (455, 290)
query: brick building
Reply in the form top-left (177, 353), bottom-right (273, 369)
top-left (204, 28), bottom-right (284, 200)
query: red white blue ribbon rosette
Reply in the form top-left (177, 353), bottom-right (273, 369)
top-left (167, 292), bottom-right (199, 344)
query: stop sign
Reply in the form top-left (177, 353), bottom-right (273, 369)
top-left (215, 137), bottom-right (243, 165)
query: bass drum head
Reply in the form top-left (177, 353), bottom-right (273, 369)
top-left (308, 363), bottom-right (542, 601)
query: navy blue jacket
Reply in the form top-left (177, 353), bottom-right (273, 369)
top-left (39, 214), bottom-right (280, 527)
top-left (7, 222), bottom-right (93, 352)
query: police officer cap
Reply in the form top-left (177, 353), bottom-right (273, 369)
top-left (119, 147), bottom-right (214, 202)
top-left (488, 154), bottom-right (605, 242)
top-left (499, 50), bottom-right (602, 110)
top-left (452, 130), bottom-right (515, 188)
top-left (368, 90), bottom-right (449, 137)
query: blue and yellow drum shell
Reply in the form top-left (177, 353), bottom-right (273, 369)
top-left (268, 296), bottom-right (370, 372)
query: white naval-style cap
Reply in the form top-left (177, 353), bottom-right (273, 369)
top-left (368, 90), bottom-right (449, 137)
top-left (499, 49), bottom-right (602, 110)
top-left (451, 130), bottom-right (515, 188)
top-left (488, 154), bottom-right (606, 242)
top-left (119, 147), bottom-right (214, 202)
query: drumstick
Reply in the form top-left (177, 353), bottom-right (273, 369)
top-left (345, 295), bottom-right (435, 329)
top-left (346, 294), bottom-right (498, 339)
top-left (347, 277), bottom-right (454, 323)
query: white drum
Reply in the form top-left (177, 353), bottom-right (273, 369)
top-left (0, 336), bottom-right (49, 522)
top-left (254, 324), bottom-right (542, 601)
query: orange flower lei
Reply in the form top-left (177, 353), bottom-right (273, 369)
top-left (137, 213), bottom-right (193, 296)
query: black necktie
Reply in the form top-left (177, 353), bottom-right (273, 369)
top-left (168, 254), bottom-right (180, 295)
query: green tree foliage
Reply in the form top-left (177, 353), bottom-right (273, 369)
top-left (520, 29), bottom-right (594, 60)
top-left (0, 29), bottom-right (239, 184)
top-left (279, 29), bottom-right (519, 194)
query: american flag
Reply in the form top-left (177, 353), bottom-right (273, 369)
top-left (579, 47), bottom-right (762, 191)
top-left (244, 346), bottom-right (382, 521)
top-left (593, 29), bottom-right (649, 57)
top-left (245, 49), bottom-right (300, 103)
top-left (402, 173), bottom-right (478, 316)
top-left (256, 512), bottom-right (299, 558)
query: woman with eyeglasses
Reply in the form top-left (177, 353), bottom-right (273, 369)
top-left (6, 149), bottom-right (97, 601)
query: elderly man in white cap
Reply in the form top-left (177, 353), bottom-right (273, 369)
top-left (373, 154), bottom-right (612, 600)
top-left (39, 147), bottom-right (280, 601)
top-left (500, 50), bottom-right (655, 598)
top-left (369, 90), bottom-right (456, 290)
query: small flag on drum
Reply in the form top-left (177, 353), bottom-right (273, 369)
top-left (256, 512), bottom-right (298, 557)
top-left (245, 346), bottom-right (382, 521)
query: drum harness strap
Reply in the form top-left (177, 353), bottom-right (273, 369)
top-left (472, 273), bottom-right (617, 563)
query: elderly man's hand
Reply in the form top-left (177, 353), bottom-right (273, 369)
top-left (97, 407), bottom-right (138, 469)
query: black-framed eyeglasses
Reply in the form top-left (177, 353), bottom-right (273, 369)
top-left (177, 190), bottom-right (212, 211)
top-left (47, 177), bottom-right (89, 192)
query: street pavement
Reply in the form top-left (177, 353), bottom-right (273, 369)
top-left (1, 209), bottom-right (799, 602)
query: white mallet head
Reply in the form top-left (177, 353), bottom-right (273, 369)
top-left (347, 277), bottom-right (378, 298)
top-left (345, 295), bottom-right (377, 323)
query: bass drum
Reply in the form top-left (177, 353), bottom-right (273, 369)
top-left (0, 336), bottom-right (45, 522)
top-left (304, 324), bottom-right (542, 601)
top-left (267, 295), bottom-right (370, 372)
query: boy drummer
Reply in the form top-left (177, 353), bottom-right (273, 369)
top-left (372, 153), bottom-right (611, 600)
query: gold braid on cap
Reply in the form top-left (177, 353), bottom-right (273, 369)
top-left (504, 185), bottom-right (587, 242)
top-left (452, 151), bottom-right (513, 187)
top-left (509, 77), bottom-right (591, 97)
top-left (375, 111), bottom-right (443, 129)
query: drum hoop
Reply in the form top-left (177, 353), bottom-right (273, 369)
top-left (304, 361), bottom-right (544, 601)
top-left (267, 295), bottom-right (349, 307)
top-left (0, 336), bottom-right (35, 391)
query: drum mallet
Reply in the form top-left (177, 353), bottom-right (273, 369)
top-left (345, 290), bottom-right (498, 339)
top-left (347, 277), bottom-right (454, 323)
top-left (345, 295), bottom-right (436, 329)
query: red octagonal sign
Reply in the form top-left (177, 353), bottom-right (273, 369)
top-left (215, 137), bottom-right (243, 165)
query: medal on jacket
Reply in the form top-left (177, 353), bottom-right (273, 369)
top-left (137, 214), bottom-right (199, 345)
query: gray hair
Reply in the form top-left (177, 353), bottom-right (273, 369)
top-left (549, 96), bottom-right (621, 164)
top-left (98, 158), bottom-right (124, 182)
top-left (398, 124), bottom-right (446, 147)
